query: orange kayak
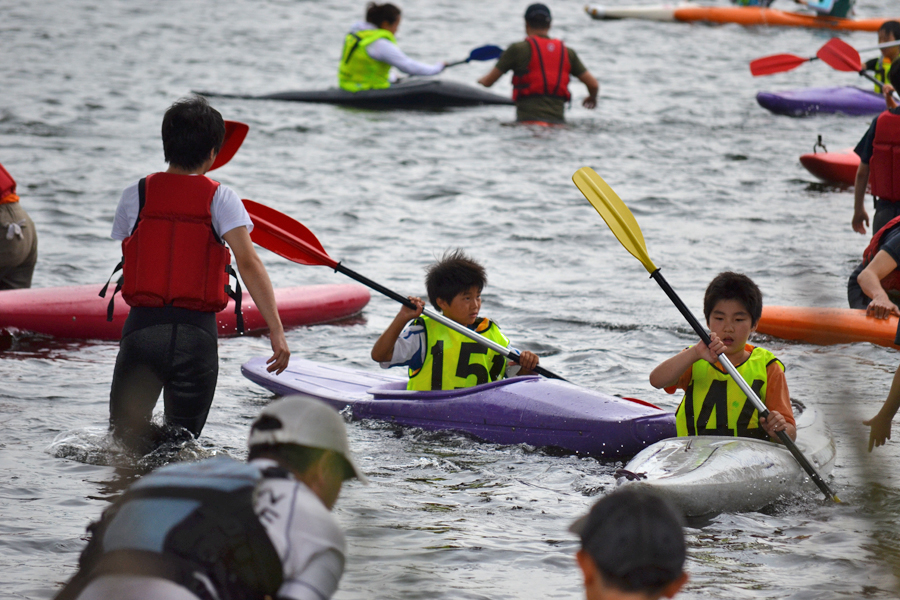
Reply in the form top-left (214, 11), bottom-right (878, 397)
top-left (585, 4), bottom-right (896, 32)
top-left (757, 305), bottom-right (898, 348)
top-left (799, 150), bottom-right (860, 186)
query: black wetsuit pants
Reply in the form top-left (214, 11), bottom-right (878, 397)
top-left (109, 319), bottom-right (218, 442)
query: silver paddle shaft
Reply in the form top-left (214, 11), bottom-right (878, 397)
top-left (422, 307), bottom-right (518, 359)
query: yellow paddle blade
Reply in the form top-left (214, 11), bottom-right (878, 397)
top-left (572, 167), bottom-right (658, 274)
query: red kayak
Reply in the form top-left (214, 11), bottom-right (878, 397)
top-left (0, 283), bottom-right (370, 341)
top-left (799, 149), bottom-right (860, 186)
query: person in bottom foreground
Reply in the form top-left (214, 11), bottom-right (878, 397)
top-left (371, 249), bottom-right (539, 390)
top-left (649, 272), bottom-right (796, 442)
top-left (478, 3), bottom-right (599, 125)
top-left (105, 96), bottom-right (289, 451)
top-left (852, 66), bottom-right (900, 236)
top-left (570, 488), bottom-right (688, 600)
top-left (0, 161), bottom-right (38, 290)
top-left (54, 395), bottom-right (367, 600)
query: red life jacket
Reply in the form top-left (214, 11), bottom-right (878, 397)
top-left (512, 36), bottom-right (571, 102)
top-left (863, 214), bottom-right (900, 292)
top-left (869, 111), bottom-right (900, 202)
top-left (0, 162), bottom-right (17, 202)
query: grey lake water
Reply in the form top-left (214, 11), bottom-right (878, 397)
top-left (3, 0), bottom-right (900, 597)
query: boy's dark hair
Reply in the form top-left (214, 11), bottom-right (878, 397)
top-left (703, 271), bottom-right (763, 326)
top-left (570, 488), bottom-right (686, 595)
top-left (891, 58), bottom-right (900, 90)
top-left (249, 441), bottom-right (354, 480)
top-left (879, 20), bottom-right (900, 41)
top-left (161, 96), bottom-right (225, 171)
top-left (366, 2), bottom-right (401, 27)
top-left (425, 249), bottom-right (487, 309)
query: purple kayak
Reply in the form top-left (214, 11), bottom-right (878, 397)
top-left (756, 86), bottom-right (885, 117)
top-left (242, 357), bottom-right (676, 459)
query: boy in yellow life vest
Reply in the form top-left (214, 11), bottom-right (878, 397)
top-left (648, 272), bottom-right (796, 442)
top-left (866, 21), bottom-right (900, 96)
top-left (371, 249), bottom-right (539, 390)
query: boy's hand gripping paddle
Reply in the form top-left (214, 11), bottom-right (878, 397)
top-left (571, 167), bottom-right (840, 503)
top-left (209, 121), bottom-right (249, 171)
top-left (242, 199), bottom-right (566, 381)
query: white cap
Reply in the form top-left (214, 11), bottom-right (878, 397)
top-left (248, 395), bottom-right (368, 484)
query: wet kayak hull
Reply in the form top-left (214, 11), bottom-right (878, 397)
top-left (195, 79), bottom-right (513, 109)
top-left (0, 284), bottom-right (370, 341)
top-left (241, 357), bottom-right (677, 458)
top-left (585, 3), bottom-right (896, 31)
top-left (757, 305), bottom-right (898, 348)
top-left (799, 150), bottom-right (860, 185)
top-left (618, 404), bottom-right (835, 516)
top-left (757, 86), bottom-right (885, 117)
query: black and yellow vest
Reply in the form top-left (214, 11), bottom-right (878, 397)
top-left (675, 346), bottom-right (783, 440)
top-left (408, 315), bottom-right (510, 391)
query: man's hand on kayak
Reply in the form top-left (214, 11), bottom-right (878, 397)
top-left (866, 295), bottom-right (900, 320)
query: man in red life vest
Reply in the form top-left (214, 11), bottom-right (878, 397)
top-left (0, 162), bottom-right (38, 289)
top-left (852, 65), bottom-right (900, 236)
top-left (477, 3), bottom-right (599, 124)
top-left (107, 96), bottom-right (290, 451)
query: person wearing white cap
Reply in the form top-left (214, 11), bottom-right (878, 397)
top-left (53, 395), bottom-right (366, 600)
top-left (569, 488), bottom-right (688, 600)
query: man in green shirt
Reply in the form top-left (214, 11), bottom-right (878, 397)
top-left (478, 4), bottom-right (599, 124)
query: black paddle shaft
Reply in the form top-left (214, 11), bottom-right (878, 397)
top-left (649, 269), bottom-right (840, 502)
top-left (333, 263), bottom-right (566, 381)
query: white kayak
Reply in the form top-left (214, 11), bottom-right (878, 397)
top-left (584, 2), bottom-right (687, 21)
top-left (616, 403), bottom-right (836, 517)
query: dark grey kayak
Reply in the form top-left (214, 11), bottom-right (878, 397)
top-left (194, 78), bottom-right (513, 109)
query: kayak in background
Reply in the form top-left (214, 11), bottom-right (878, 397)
top-left (799, 148), bottom-right (860, 185)
top-left (616, 402), bottom-right (836, 517)
top-left (241, 357), bottom-right (677, 459)
top-left (757, 305), bottom-right (899, 348)
top-left (757, 86), bottom-right (885, 116)
top-left (195, 79), bottom-right (513, 110)
top-left (0, 284), bottom-right (370, 341)
top-left (585, 3), bottom-right (897, 31)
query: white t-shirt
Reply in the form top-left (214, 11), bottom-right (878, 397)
top-left (72, 459), bottom-right (346, 600)
top-left (348, 21), bottom-right (444, 78)
top-left (110, 176), bottom-right (252, 242)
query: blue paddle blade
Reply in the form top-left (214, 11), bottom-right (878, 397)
top-left (468, 45), bottom-right (502, 62)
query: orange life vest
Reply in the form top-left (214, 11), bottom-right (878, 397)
top-left (511, 36), bottom-right (571, 102)
top-left (863, 214), bottom-right (900, 293)
top-left (869, 111), bottom-right (900, 202)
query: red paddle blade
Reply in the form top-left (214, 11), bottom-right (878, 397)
top-left (209, 121), bottom-right (249, 171)
top-left (817, 37), bottom-right (862, 73)
top-left (749, 53), bottom-right (809, 77)
top-left (242, 199), bottom-right (338, 269)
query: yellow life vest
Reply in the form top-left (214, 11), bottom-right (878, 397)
top-left (407, 316), bottom-right (510, 391)
top-left (875, 57), bottom-right (892, 93)
top-left (337, 28), bottom-right (396, 92)
top-left (674, 346), bottom-right (783, 440)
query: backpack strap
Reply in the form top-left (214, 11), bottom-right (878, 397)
top-left (224, 264), bottom-right (244, 335)
top-left (99, 179), bottom-right (147, 321)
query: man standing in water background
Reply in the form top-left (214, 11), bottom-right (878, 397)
top-left (478, 4), bottom-right (599, 124)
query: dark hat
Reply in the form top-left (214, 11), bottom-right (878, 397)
top-left (524, 3), bottom-right (552, 24)
top-left (569, 488), bottom-right (685, 592)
